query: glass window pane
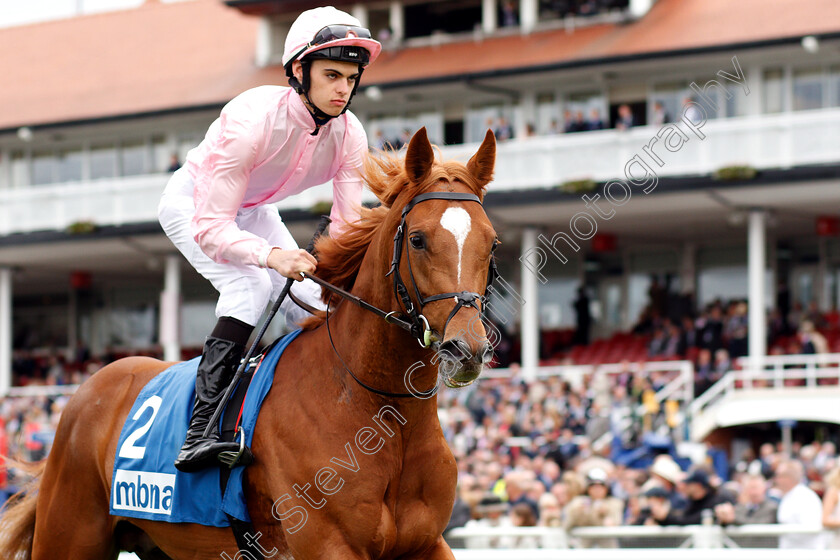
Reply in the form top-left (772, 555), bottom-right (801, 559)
top-left (120, 140), bottom-right (146, 176)
top-left (90, 143), bottom-right (117, 180)
top-left (763, 69), bottom-right (785, 113)
top-left (793, 68), bottom-right (823, 111)
top-left (828, 65), bottom-right (840, 108)
top-left (151, 135), bottom-right (171, 173)
top-left (10, 151), bottom-right (27, 187)
top-left (57, 148), bottom-right (83, 182)
top-left (31, 150), bottom-right (57, 185)
top-left (725, 83), bottom-right (748, 117)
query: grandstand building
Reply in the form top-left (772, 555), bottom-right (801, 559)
top-left (0, 0), bottom-right (839, 446)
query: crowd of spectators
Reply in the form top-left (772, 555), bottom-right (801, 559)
top-left (2, 336), bottom-right (840, 551)
top-left (628, 275), bottom-right (840, 396)
top-left (438, 371), bottom-right (840, 548)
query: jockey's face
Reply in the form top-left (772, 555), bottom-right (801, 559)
top-left (295, 59), bottom-right (361, 117)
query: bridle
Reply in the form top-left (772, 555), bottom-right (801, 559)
top-left (303, 191), bottom-right (499, 398)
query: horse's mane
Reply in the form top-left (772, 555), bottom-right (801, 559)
top-left (299, 147), bottom-right (487, 330)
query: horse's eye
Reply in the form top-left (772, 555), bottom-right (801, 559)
top-left (409, 234), bottom-right (425, 250)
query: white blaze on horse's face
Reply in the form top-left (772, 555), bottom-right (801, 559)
top-left (439, 207), bottom-right (472, 284)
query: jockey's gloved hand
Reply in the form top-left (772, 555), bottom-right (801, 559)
top-left (267, 248), bottom-right (317, 281)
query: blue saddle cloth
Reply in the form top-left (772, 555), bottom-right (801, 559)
top-left (109, 329), bottom-right (302, 526)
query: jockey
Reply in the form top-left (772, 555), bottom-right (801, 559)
top-left (157, 6), bottom-right (381, 472)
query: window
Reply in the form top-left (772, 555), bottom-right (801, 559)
top-left (90, 143), bottom-right (117, 180)
top-left (763, 69), bottom-right (786, 114)
top-left (793, 68), bottom-right (824, 111)
top-left (724, 82), bottom-right (748, 118)
top-left (151, 135), bottom-right (171, 173)
top-left (535, 91), bottom-right (561, 135)
top-left (58, 148), bottom-right (83, 182)
top-left (31, 150), bottom-right (57, 185)
top-left (404, 1), bottom-right (482, 39)
top-left (120, 139), bottom-right (147, 176)
top-left (831, 66), bottom-right (840, 108)
top-left (651, 81), bottom-right (687, 125)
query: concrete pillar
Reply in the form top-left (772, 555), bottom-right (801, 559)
top-left (351, 4), bottom-right (368, 28)
top-left (621, 251), bottom-right (631, 330)
top-left (389, 1), bottom-right (404, 42)
top-left (520, 0), bottom-right (538, 34)
top-left (517, 90), bottom-right (537, 139)
top-left (818, 238), bottom-right (829, 310)
top-left (67, 285), bottom-right (78, 362)
top-left (748, 210), bottom-right (767, 361)
top-left (520, 228), bottom-right (540, 379)
top-left (0, 267), bottom-right (11, 396)
top-left (745, 65), bottom-right (762, 116)
top-left (160, 255), bottom-right (182, 362)
top-left (680, 243), bottom-right (696, 295)
top-left (255, 17), bottom-right (273, 68)
top-left (482, 0), bottom-right (497, 34)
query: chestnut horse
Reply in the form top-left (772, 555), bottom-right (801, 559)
top-left (0, 127), bottom-right (497, 560)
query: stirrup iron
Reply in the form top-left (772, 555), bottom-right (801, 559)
top-left (218, 426), bottom-right (252, 469)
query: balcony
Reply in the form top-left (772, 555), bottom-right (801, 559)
top-left (2, 108), bottom-right (839, 237)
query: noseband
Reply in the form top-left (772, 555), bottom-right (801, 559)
top-left (304, 191), bottom-right (499, 398)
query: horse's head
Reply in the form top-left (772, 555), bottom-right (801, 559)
top-left (384, 127), bottom-right (498, 388)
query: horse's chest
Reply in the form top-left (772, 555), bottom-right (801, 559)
top-left (382, 447), bottom-right (458, 553)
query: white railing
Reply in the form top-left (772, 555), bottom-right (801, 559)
top-left (689, 353), bottom-right (840, 438)
top-left (4, 108), bottom-right (840, 236)
top-left (447, 523), bottom-right (829, 549)
top-left (442, 107), bottom-right (840, 190)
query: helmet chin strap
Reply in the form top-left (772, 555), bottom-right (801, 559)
top-left (289, 61), bottom-right (364, 133)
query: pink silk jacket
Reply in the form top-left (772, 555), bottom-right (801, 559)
top-left (184, 85), bottom-right (366, 268)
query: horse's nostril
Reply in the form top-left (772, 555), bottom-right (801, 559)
top-left (479, 342), bottom-right (494, 364)
top-left (441, 338), bottom-right (470, 362)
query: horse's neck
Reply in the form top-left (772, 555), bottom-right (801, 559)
top-left (327, 241), bottom-right (440, 403)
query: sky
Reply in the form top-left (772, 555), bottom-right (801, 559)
top-left (0, 0), bottom-right (191, 28)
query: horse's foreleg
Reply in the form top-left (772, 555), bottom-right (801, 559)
top-left (396, 537), bottom-right (456, 560)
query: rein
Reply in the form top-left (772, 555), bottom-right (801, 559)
top-left (303, 190), bottom-right (499, 399)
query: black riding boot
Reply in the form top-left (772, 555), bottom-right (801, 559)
top-left (174, 336), bottom-right (246, 472)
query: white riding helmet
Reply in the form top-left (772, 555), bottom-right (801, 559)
top-left (282, 6), bottom-right (382, 71)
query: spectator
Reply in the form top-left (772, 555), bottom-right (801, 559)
top-left (774, 459), bottom-right (826, 549)
top-left (166, 153), bottom-right (182, 173)
top-left (615, 104), bottom-right (634, 130)
top-left (586, 109), bottom-right (605, 130)
top-left (562, 109), bottom-right (581, 133)
top-left (799, 320), bottom-right (829, 354)
top-left (494, 117), bottom-right (514, 142)
top-left (538, 492), bottom-right (563, 527)
top-left (651, 101), bottom-right (669, 126)
top-left (715, 473), bottom-right (778, 524)
top-left (646, 454), bottom-right (686, 510)
top-left (548, 118), bottom-right (564, 134)
top-left (822, 466), bottom-right (840, 548)
top-left (564, 468), bottom-right (624, 547)
top-left (649, 469), bottom-right (736, 526)
top-left (500, 1), bottom-right (519, 27)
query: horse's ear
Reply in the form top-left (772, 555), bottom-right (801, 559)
top-left (404, 127), bottom-right (434, 185)
top-left (467, 129), bottom-right (496, 192)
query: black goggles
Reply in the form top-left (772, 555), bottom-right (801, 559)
top-left (310, 24), bottom-right (372, 47)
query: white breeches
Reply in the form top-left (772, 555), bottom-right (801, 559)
top-left (157, 168), bottom-right (325, 328)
